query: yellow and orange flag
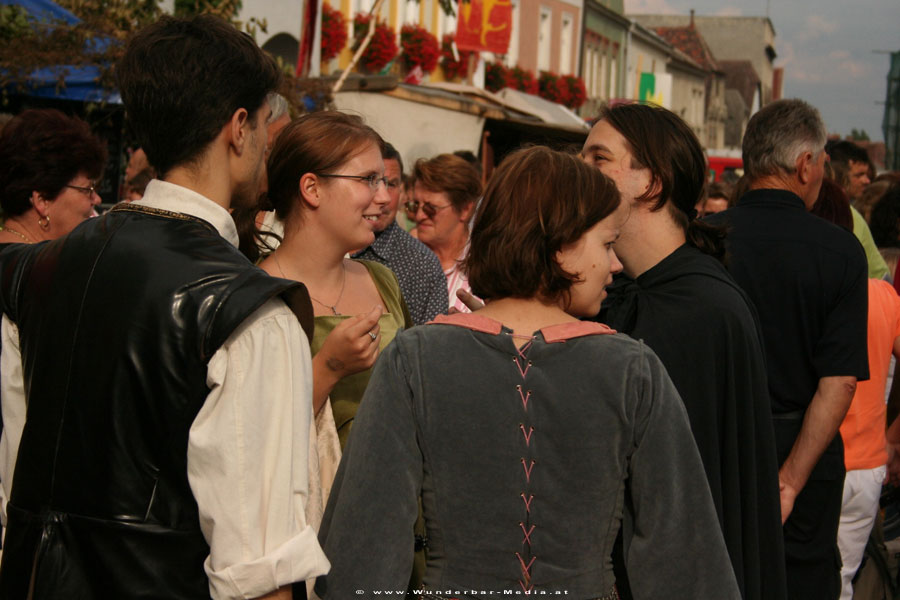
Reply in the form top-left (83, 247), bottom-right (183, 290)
top-left (454, 0), bottom-right (512, 55)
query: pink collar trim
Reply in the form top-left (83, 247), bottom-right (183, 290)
top-left (429, 313), bottom-right (616, 341)
top-left (430, 313), bottom-right (503, 334)
top-left (540, 321), bottom-right (616, 342)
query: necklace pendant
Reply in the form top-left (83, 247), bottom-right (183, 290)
top-left (330, 305), bottom-right (340, 315)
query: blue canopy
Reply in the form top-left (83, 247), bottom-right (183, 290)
top-left (4, 0), bottom-right (79, 24)
top-left (1, 0), bottom-right (121, 103)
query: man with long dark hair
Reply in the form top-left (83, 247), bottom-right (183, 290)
top-left (583, 103), bottom-right (787, 600)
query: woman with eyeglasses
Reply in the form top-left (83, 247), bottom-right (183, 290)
top-left (0, 109), bottom-right (106, 244)
top-left (257, 111), bottom-right (411, 452)
top-left (315, 146), bottom-right (741, 599)
top-left (408, 154), bottom-right (482, 312)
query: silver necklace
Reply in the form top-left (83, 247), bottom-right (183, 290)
top-left (274, 253), bottom-right (346, 315)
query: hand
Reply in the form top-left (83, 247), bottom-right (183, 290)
top-left (779, 474), bottom-right (800, 524)
top-left (456, 289), bottom-right (485, 312)
top-left (888, 443), bottom-right (900, 486)
top-left (316, 305), bottom-right (383, 381)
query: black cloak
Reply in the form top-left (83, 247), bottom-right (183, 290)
top-left (597, 244), bottom-right (787, 600)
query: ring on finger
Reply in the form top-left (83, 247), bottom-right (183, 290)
top-left (368, 331), bottom-right (377, 342)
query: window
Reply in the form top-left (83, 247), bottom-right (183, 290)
top-left (599, 53), bottom-right (607, 99)
top-left (609, 51), bottom-right (617, 98)
top-left (437, 1), bottom-right (456, 38)
top-left (538, 7), bottom-right (552, 72)
top-left (585, 46), bottom-right (594, 96)
top-left (507, 0), bottom-right (520, 67)
top-left (404, 0), bottom-right (418, 26)
top-left (560, 13), bottom-right (572, 74)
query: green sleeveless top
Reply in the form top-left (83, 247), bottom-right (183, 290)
top-left (310, 260), bottom-right (412, 449)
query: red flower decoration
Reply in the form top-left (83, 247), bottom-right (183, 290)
top-left (507, 65), bottom-right (538, 95)
top-left (559, 74), bottom-right (587, 109)
top-left (440, 33), bottom-right (476, 81)
top-left (400, 24), bottom-right (441, 74)
top-left (538, 71), bottom-right (564, 103)
top-left (536, 71), bottom-right (586, 108)
top-left (484, 61), bottom-right (509, 92)
top-left (320, 3), bottom-right (348, 62)
top-left (352, 13), bottom-right (399, 73)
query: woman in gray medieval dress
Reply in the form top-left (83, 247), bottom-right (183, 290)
top-left (315, 146), bottom-right (740, 600)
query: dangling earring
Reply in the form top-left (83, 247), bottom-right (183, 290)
top-left (38, 214), bottom-right (50, 230)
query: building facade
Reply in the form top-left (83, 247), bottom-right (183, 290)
top-left (630, 14), bottom-right (776, 105)
top-left (652, 18), bottom-right (726, 149)
top-left (513, 0), bottom-right (583, 76)
top-left (578, 0), bottom-right (628, 118)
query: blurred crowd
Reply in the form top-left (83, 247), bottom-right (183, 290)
top-left (1, 12), bottom-right (900, 600)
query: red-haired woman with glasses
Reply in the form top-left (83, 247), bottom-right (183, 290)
top-left (0, 109), bottom-right (106, 244)
top-left (256, 111), bottom-right (411, 452)
top-left (408, 154), bottom-right (482, 312)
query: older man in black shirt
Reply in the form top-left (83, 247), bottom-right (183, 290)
top-left (707, 99), bottom-right (869, 600)
top-left (353, 143), bottom-right (447, 324)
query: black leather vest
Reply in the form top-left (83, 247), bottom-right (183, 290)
top-left (0, 204), bottom-right (313, 600)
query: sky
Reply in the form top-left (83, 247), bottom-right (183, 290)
top-left (624, 0), bottom-right (900, 142)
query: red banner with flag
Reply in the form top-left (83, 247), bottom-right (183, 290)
top-left (454, 0), bottom-right (512, 54)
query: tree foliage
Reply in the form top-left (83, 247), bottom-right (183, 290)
top-left (0, 4), bottom-right (32, 41)
top-left (850, 128), bottom-right (870, 142)
top-left (0, 0), bottom-right (267, 98)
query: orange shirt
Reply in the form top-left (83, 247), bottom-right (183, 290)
top-left (840, 279), bottom-right (900, 470)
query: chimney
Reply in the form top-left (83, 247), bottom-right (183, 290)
top-left (690, 9), bottom-right (695, 28)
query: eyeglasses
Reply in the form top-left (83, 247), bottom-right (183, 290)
top-left (66, 181), bottom-right (99, 197)
top-left (317, 173), bottom-right (389, 190)
top-left (404, 200), bottom-right (453, 219)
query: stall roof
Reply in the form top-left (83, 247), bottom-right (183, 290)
top-left (1, 0), bottom-right (120, 103)
top-left (333, 77), bottom-right (589, 168)
top-left (420, 82), bottom-right (590, 133)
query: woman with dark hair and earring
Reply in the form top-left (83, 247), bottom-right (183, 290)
top-left (255, 111), bottom-right (411, 452)
top-left (0, 109), bottom-right (106, 243)
top-left (315, 146), bottom-right (740, 599)
top-left (584, 103), bottom-right (786, 600)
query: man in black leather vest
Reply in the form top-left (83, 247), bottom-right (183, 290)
top-left (0, 15), bottom-right (329, 600)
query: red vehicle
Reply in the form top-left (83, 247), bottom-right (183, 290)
top-left (707, 155), bottom-right (743, 182)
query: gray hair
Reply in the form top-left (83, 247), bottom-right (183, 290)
top-left (742, 99), bottom-right (827, 181)
top-left (267, 92), bottom-right (289, 124)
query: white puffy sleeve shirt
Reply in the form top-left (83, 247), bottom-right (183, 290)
top-left (0, 180), bottom-right (330, 599)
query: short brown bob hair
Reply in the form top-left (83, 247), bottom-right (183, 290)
top-left (466, 146), bottom-right (621, 303)
top-left (411, 153), bottom-right (481, 211)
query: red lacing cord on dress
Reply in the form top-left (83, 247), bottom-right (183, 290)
top-left (520, 493), bottom-right (534, 513)
top-left (519, 424), bottom-right (534, 446)
top-left (513, 340), bottom-right (537, 592)
top-left (515, 552), bottom-right (536, 592)
top-left (516, 385), bottom-right (531, 411)
top-left (520, 458), bottom-right (535, 483)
